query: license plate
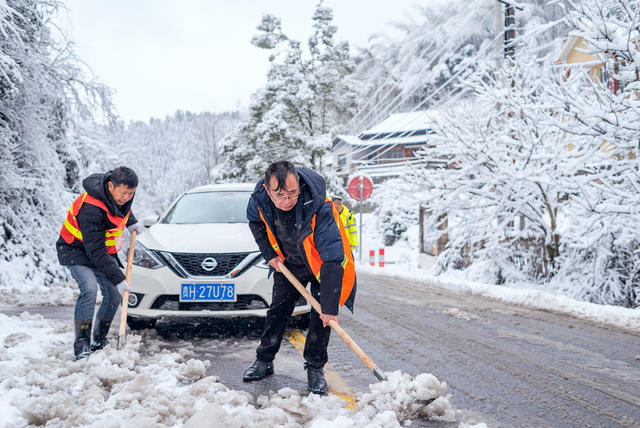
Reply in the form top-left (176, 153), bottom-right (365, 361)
top-left (180, 283), bottom-right (236, 302)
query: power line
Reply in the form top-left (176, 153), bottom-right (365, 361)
top-left (335, 17), bottom-right (564, 175)
top-left (343, 1), bottom-right (458, 131)
top-left (357, 6), bottom-right (495, 132)
top-left (349, 1), bottom-right (484, 134)
top-left (336, 13), bottom-right (499, 163)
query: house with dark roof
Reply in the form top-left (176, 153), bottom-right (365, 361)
top-left (331, 110), bottom-right (448, 180)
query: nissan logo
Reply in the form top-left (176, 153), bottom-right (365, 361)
top-left (201, 257), bottom-right (218, 271)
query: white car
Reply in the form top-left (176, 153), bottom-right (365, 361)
top-left (123, 183), bottom-right (310, 332)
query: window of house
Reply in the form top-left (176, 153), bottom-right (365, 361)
top-left (378, 148), bottom-right (405, 160)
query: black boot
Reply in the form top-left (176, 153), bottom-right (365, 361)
top-left (74, 320), bottom-right (92, 360)
top-left (305, 362), bottom-right (327, 394)
top-left (91, 318), bottom-right (112, 352)
top-left (242, 359), bottom-right (274, 381)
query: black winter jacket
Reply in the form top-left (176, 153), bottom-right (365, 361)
top-left (56, 172), bottom-right (137, 285)
top-left (247, 167), bottom-right (356, 315)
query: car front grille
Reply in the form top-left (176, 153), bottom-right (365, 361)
top-left (159, 252), bottom-right (252, 277)
top-left (151, 294), bottom-right (269, 311)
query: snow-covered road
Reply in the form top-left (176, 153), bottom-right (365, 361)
top-left (2, 270), bottom-right (639, 427)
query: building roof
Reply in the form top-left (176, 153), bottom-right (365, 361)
top-left (333, 110), bottom-right (438, 148)
top-left (554, 35), bottom-right (601, 67)
top-left (334, 133), bottom-right (428, 147)
top-left (360, 111), bottom-right (438, 138)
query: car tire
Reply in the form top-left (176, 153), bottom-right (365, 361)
top-left (289, 312), bottom-right (310, 330)
top-left (175, 324), bottom-right (196, 340)
top-left (126, 316), bottom-right (157, 330)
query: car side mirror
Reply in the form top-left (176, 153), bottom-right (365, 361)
top-left (143, 215), bottom-right (159, 227)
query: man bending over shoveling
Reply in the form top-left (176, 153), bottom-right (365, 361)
top-left (57, 167), bottom-right (144, 360)
top-left (243, 160), bottom-right (357, 394)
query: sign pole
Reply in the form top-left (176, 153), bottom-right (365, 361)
top-left (359, 176), bottom-right (363, 261)
top-left (347, 175), bottom-right (372, 263)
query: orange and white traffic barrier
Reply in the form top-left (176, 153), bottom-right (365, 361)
top-left (379, 248), bottom-right (385, 267)
top-left (369, 250), bottom-right (375, 266)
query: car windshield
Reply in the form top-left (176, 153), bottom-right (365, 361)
top-left (162, 191), bottom-right (250, 224)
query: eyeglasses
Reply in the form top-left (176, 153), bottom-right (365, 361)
top-left (268, 189), bottom-right (300, 202)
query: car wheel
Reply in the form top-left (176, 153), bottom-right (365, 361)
top-left (175, 324), bottom-right (196, 340)
top-left (289, 312), bottom-right (310, 330)
top-left (126, 316), bottom-right (156, 330)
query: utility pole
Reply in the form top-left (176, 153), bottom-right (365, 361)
top-left (504, 2), bottom-right (516, 59)
top-left (497, 1), bottom-right (522, 62)
top-left (495, 1), bottom-right (504, 69)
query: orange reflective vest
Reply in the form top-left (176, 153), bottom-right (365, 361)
top-left (59, 192), bottom-right (130, 254)
top-left (258, 197), bottom-right (355, 307)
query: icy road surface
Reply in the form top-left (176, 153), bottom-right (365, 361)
top-left (338, 272), bottom-right (640, 427)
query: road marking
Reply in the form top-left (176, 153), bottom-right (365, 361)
top-left (285, 329), bottom-right (357, 410)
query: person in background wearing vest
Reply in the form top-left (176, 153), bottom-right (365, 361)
top-left (331, 196), bottom-right (358, 252)
top-left (56, 167), bottom-right (144, 360)
top-left (243, 161), bottom-right (357, 394)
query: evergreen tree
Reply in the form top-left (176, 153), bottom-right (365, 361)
top-left (223, 1), bottom-right (357, 180)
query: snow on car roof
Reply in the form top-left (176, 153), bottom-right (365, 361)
top-left (187, 183), bottom-right (255, 193)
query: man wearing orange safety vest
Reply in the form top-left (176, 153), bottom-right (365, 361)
top-left (56, 167), bottom-right (144, 360)
top-left (243, 161), bottom-right (356, 394)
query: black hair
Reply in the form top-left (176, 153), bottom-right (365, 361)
top-left (109, 166), bottom-right (138, 188)
top-left (264, 161), bottom-right (298, 192)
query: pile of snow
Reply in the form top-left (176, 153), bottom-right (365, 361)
top-left (0, 313), bottom-right (454, 428)
top-left (354, 371), bottom-right (453, 423)
top-left (187, 371), bottom-right (454, 428)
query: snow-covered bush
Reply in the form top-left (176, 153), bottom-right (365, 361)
top-left (370, 179), bottom-right (419, 246)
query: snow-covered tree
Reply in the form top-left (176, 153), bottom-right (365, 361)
top-left (545, 0), bottom-right (640, 307)
top-left (410, 0), bottom-right (639, 307)
top-left (223, 1), bottom-right (358, 181)
top-left (106, 110), bottom-right (244, 215)
top-left (0, 0), bottom-right (115, 293)
top-left (415, 54), bottom-right (578, 283)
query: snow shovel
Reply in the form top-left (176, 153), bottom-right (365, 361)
top-left (277, 261), bottom-right (386, 381)
top-left (117, 230), bottom-right (138, 350)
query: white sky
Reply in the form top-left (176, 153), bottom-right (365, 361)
top-left (57, 0), bottom-right (432, 123)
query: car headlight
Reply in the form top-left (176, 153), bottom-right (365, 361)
top-left (132, 241), bottom-right (165, 269)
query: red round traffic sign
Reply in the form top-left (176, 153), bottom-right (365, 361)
top-left (347, 176), bottom-right (373, 200)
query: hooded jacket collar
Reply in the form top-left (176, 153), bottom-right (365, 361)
top-left (82, 171), bottom-right (134, 217)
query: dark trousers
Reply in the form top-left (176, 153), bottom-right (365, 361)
top-left (256, 265), bottom-right (331, 368)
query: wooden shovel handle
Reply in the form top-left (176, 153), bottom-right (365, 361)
top-left (277, 262), bottom-right (385, 380)
top-left (117, 230), bottom-right (137, 344)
